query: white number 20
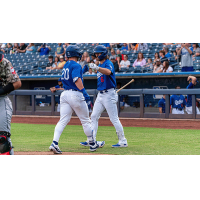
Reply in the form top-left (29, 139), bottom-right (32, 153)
top-left (62, 68), bottom-right (69, 80)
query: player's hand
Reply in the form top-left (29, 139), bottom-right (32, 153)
top-left (90, 63), bottom-right (99, 71)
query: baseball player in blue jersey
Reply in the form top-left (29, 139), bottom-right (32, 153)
top-left (185, 75), bottom-right (200, 114)
top-left (80, 45), bottom-right (128, 147)
top-left (158, 95), bottom-right (166, 113)
top-left (170, 86), bottom-right (186, 114)
top-left (49, 45), bottom-right (99, 154)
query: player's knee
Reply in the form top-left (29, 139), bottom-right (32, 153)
top-left (91, 113), bottom-right (99, 121)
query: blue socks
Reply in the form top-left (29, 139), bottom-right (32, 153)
top-left (53, 141), bottom-right (58, 145)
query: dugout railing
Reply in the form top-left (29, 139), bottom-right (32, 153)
top-left (9, 89), bottom-right (200, 119)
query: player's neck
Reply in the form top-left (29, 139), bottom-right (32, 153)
top-left (68, 57), bottom-right (78, 62)
top-left (100, 59), bottom-right (106, 64)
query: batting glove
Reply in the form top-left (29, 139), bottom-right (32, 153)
top-left (90, 63), bottom-right (99, 71)
top-left (80, 88), bottom-right (90, 102)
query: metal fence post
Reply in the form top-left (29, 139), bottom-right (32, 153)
top-left (31, 95), bottom-right (35, 115)
top-left (165, 94), bottom-right (170, 118)
top-left (140, 94), bottom-right (144, 118)
top-left (51, 95), bottom-right (55, 115)
top-left (192, 94), bottom-right (196, 119)
top-left (13, 94), bottom-right (16, 115)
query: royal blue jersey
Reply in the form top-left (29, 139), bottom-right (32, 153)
top-left (186, 82), bottom-right (194, 107)
top-left (158, 98), bottom-right (165, 113)
top-left (97, 59), bottom-right (116, 91)
top-left (170, 95), bottom-right (186, 109)
top-left (61, 60), bottom-right (83, 91)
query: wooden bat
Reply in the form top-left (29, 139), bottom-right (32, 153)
top-left (116, 79), bottom-right (134, 93)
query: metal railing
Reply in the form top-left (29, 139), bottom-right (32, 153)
top-left (9, 89), bottom-right (200, 119)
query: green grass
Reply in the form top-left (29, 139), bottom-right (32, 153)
top-left (10, 123), bottom-right (200, 155)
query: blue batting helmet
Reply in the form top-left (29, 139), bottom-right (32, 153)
top-left (93, 45), bottom-right (108, 60)
top-left (65, 45), bottom-right (82, 58)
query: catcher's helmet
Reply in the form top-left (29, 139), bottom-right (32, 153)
top-left (93, 45), bottom-right (108, 61)
top-left (0, 135), bottom-right (10, 154)
top-left (0, 54), bottom-right (4, 62)
top-left (65, 45), bottom-right (82, 58)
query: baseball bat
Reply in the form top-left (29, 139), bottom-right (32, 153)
top-left (116, 79), bottom-right (134, 93)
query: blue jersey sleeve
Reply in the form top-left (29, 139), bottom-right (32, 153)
top-left (82, 65), bottom-right (89, 74)
top-left (72, 64), bottom-right (82, 83)
top-left (158, 99), bottom-right (163, 107)
top-left (55, 85), bottom-right (60, 89)
top-left (187, 82), bottom-right (194, 89)
top-left (105, 62), bottom-right (114, 73)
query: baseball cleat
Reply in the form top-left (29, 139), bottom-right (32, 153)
top-left (49, 143), bottom-right (62, 154)
top-left (80, 141), bottom-right (105, 148)
top-left (80, 141), bottom-right (89, 147)
top-left (97, 141), bottom-right (105, 148)
top-left (112, 143), bottom-right (128, 148)
top-left (89, 142), bottom-right (99, 152)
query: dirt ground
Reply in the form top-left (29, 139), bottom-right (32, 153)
top-left (11, 115), bottom-right (200, 155)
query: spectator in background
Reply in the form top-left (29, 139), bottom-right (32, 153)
top-left (153, 52), bottom-right (160, 66)
top-left (158, 95), bottom-right (166, 113)
top-left (159, 50), bottom-right (168, 63)
top-left (51, 56), bottom-right (60, 69)
top-left (177, 43), bottom-right (193, 72)
top-left (26, 43), bottom-right (36, 54)
top-left (91, 53), bottom-right (97, 63)
top-left (38, 43), bottom-right (51, 56)
top-left (162, 61), bottom-right (173, 73)
top-left (83, 51), bottom-right (90, 63)
top-left (78, 55), bottom-right (86, 68)
top-left (55, 43), bottom-right (65, 57)
top-left (138, 43), bottom-right (148, 51)
top-left (57, 55), bottom-right (66, 69)
top-left (153, 59), bottom-right (163, 73)
top-left (85, 68), bottom-right (96, 75)
top-left (133, 53), bottom-right (146, 68)
top-left (101, 43), bottom-right (110, 50)
top-left (119, 54), bottom-right (130, 70)
top-left (116, 49), bottom-right (124, 60)
top-left (128, 43), bottom-right (137, 51)
top-left (110, 49), bottom-right (117, 60)
top-left (63, 43), bottom-right (70, 52)
top-left (110, 56), bottom-right (119, 72)
top-left (46, 55), bottom-right (54, 69)
top-left (163, 47), bottom-right (171, 59)
top-left (10, 43), bottom-right (19, 54)
top-left (16, 43), bottom-right (27, 53)
top-left (192, 43), bottom-right (200, 58)
top-left (146, 58), bottom-right (153, 69)
top-left (121, 43), bottom-right (128, 51)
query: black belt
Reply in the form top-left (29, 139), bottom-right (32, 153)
top-left (175, 108), bottom-right (183, 111)
top-left (100, 90), bottom-right (108, 94)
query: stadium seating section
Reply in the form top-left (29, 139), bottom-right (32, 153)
top-left (2, 43), bottom-right (200, 77)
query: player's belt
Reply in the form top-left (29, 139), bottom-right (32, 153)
top-left (66, 89), bottom-right (79, 92)
top-left (175, 108), bottom-right (183, 111)
top-left (99, 90), bottom-right (108, 94)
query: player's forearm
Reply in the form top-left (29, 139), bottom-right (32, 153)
top-left (159, 107), bottom-right (162, 113)
top-left (56, 88), bottom-right (64, 91)
top-left (13, 80), bottom-right (22, 90)
top-left (75, 78), bottom-right (84, 90)
top-left (98, 67), bottom-right (111, 75)
top-left (0, 81), bottom-right (21, 95)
